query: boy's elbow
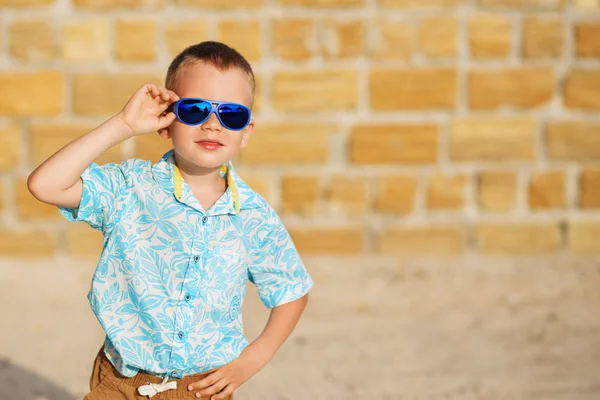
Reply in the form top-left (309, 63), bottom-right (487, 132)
top-left (27, 172), bottom-right (42, 200)
top-left (27, 172), bottom-right (50, 203)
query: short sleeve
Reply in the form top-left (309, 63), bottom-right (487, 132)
top-left (59, 161), bottom-right (134, 232)
top-left (248, 206), bottom-right (314, 309)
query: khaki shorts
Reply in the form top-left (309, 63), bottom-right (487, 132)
top-left (84, 346), bottom-right (233, 400)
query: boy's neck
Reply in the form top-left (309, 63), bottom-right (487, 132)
top-left (173, 152), bottom-right (227, 194)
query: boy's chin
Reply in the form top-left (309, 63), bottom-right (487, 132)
top-left (175, 149), bottom-right (231, 169)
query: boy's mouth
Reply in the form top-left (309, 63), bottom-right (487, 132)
top-left (196, 139), bottom-right (223, 150)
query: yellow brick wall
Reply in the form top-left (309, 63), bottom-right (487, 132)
top-left (1, 0), bottom-right (600, 260)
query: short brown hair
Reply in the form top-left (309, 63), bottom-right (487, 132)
top-left (165, 41), bottom-right (255, 105)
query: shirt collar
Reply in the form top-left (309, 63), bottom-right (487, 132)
top-left (151, 149), bottom-right (261, 215)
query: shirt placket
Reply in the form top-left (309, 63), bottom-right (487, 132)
top-left (167, 210), bottom-right (213, 378)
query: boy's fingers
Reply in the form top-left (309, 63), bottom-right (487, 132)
top-left (196, 379), bottom-right (227, 398)
top-left (167, 90), bottom-right (180, 102)
top-left (145, 83), bottom-right (159, 97)
top-left (157, 112), bottom-right (176, 130)
top-left (159, 87), bottom-right (170, 102)
top-left (211, 385), bottom-right (234, 400)
top-left (189, 373), bottom-right (220, 391)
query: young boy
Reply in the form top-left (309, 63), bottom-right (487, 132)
top-left (27, 41), bottom-right (313, 400)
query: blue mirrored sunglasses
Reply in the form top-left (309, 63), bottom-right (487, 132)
top-left (168, 98), bottom-right (251, 131)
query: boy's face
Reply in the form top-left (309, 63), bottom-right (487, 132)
top-left (160, 60), bottom-right (254, 170)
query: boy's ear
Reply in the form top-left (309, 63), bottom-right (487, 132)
top-left (240, 119), bottom-right (254, 148)
top-left (158, 106), bottom-right (174, 139)
top-left (158, 126), bottom-right (171, 139)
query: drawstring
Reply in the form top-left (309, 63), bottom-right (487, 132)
top-left (137, 376), bottom-right (178, 398)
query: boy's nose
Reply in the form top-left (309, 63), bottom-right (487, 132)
top-left (201, 112), bottom-right (222, 131)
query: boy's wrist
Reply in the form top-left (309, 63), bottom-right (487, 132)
top-left (107, 114), bottom-right (135, 142)
top-left (241, 339), bottom-right (274, 368)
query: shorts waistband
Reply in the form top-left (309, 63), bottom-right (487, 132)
top-left (100, 349), bottom-right (214, 398)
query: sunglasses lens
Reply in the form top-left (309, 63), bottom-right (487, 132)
top-left (218, 104), bottom-right (250, 130)
top-left (177, 99), bottom-right (212, 124)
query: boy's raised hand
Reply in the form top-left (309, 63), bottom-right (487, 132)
top-left (117, 83), bottom-right (180, 137)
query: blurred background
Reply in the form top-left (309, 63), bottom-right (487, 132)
top-left (2, 0), bottom-right (600, 399)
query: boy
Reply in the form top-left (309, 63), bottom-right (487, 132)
top-left (27, 41), bottom-right (313, 400)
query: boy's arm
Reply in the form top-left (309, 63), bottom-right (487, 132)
top-left (27, 83), bottom-right (179, 209)
top-left (244, 293), bottom-right (309, 364)
top-left (188, 294), bottom-right (309, 400)
top-left (27, 117), bottom-right (133, 208)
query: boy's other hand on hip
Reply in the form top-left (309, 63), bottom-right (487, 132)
top-left (187, 349), bottom-right (267, 400)
top-left (116, 83), bottom-right (180, 138)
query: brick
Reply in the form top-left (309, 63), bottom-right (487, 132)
top-left (0, 122), bottom-right (21, 172)
top-left (0, 72), bottom-right (63, 116)
top-left (321, 20), bottom-right (365, 59)
top-left (281, 175), bottom-right (321, 215)
top-left (564, 70), bottom-right (600, 110)
top-left (350, 124), bottom-right (438, 165)
top-left (15, 177), bottom-right (61, 221)
top-left (9, 19), bottom-right (55, 61)
top-left (277, 0), bottom-right (364, 6)
top-left (289, 228), bottom-right (364, 254)
top-left (0, 230), bottom-right (57, 259)
top-left (73, 73), bottom-right (162, 116)
top-left (175, 0), bottom-right (262, 7)
top-left (426, 173), bottom-right (467, 210)
top-left (523, 17), bottom-right (563, 59)
top-left (380, 0), bottom-right (465, 6)
top-left (468, 14), bottom-right (512, 58)
top-left (272, 70), bottom-right (358, 111)
top-left (29, 123), bottom-right (123, 166)
top-left (377, 226), bottom-right (465, 256)
top-left (477, 0), bottom-right (565, 8)
top-left (451, 118), bottom-right (536, 161)
top-left (475, 223), bottom-right (561, 254)
top-left (66, 224), bottom-right (103, 259)
top-left (61, 19), bottom-right (110, 61)
top-left (271, 19), bottom-right (316, 61)
top-left (327, 175), bottom-right (368, 215)
top-left (371, 20), bottom-right (414, 60)
top-left (576, 23), bottom-right (600, 58)
top-left (528, 171), bottom-right (565, 209)
top-left (546, 121), bottom-right (600, 161)
top-left (238, 123), bottom-right (332, 165)
top-left (0, 0), bottom-right (54, 5)
top-left (569, 221), bottom-right (600, 253)
top-left (468, 69), bottom-right (554, 109)
top-left (579, 169), bottom-right (600, 208)
top-left (375, 175), bottom-right (418, 213)
top-left (419, 17), bottom-right (457, 58)
top-left (477, 171), bottom-right (517, 211)
top-left (74, 0), bottom-right (164, 8)
top-left (134, 133), bottom-right (173, 162)
top-left (218, 20), bottom-right (261, 62)
top-left (370, 69), bottom-right (457, 110)
top-left (115, 19), bottom-right (156, 62)
top-left (574, 0), bottom-right (600, 10)
top-left (165, 20), bottom-right (209, 57)
top-left (236, 173), bottom-right (273, 204)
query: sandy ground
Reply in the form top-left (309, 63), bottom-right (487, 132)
top-left (1, 255), bottom-right (600, 400)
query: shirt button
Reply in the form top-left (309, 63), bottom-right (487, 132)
top-left (184, 294), bottom-right (192, 302)
top-left (193, 255), bottom-right (200, 262)
top-left (202, 216), bottom-right (208, 224)
top-left (178, 331), bottom-right (184, 339)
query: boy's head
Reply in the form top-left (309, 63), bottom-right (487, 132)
top-left (159, 41), bottom-right (255, 170)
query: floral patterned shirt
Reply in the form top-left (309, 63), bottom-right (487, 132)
top-left (59, 149), bottom-right (313, 378)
